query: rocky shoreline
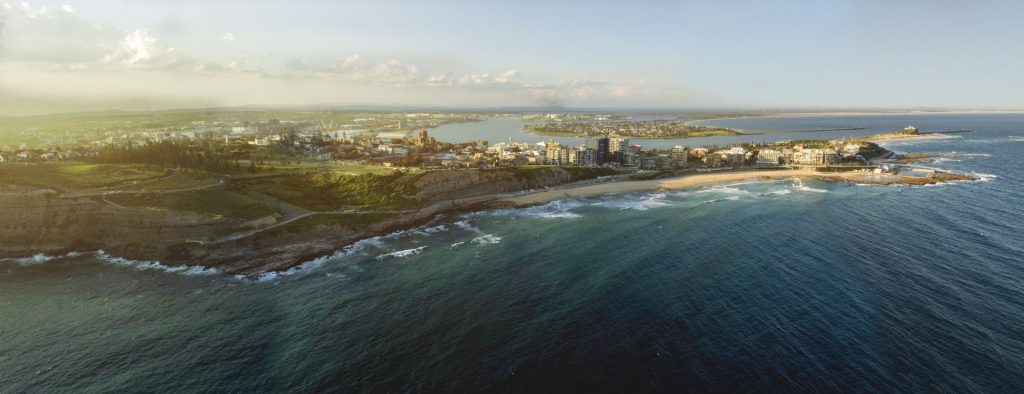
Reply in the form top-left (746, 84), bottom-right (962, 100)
top-left (1, 158), bottom-right (980, 278)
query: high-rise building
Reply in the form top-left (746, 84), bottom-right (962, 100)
top-left (671, 145), bottom-right (688, 169)
top-left (575, 148), bottom-right (597, 167)
top-left (545, 139), bottom-right (566, 164)
top-left (585, 137), bottom-right (610, 165)
top-left (609, 135), bottom-right (630, 153)
top-left (609, 135), bottom-right (629, 164)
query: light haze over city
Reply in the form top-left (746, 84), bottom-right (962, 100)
top-left (2, 0), bottom-right (1023, 115)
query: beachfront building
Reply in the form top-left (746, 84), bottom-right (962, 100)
top-left (706, 147), bottom-right (747, 167)
top-left (756, 149), bottom-right (784, 166)
top-left (788, 148), bottom-right (839, 166)
top-left (545, 140), bottom-right (570, 165)
top-left (842, 144), bottom-right (861, 159)
top-left (585, 137), bottom-right (610, 165)
top-left (671, 145), bottom-right (689, 168)
top-left (609, 135), bottom-right (630, 163)
top-left (575, 148), bottom-right (598, 167)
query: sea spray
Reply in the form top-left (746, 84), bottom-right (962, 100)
top-left (95, 250), bottom-right (220, 276)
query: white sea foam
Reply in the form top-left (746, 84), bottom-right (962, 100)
top-left (594, 193), bottom-right (669, 211)
top-left (697, 186), bottom-right (750, 196)
top-left (514, 200), bottom-right (584, 218)
top-left (971, 173), bottom-right (998, 182)
top-left (699, 197), bottom-right (739, 205)
top-left (376, 246), bottom-right (428, 260)
top-left (797, 186), bottom-right (829, 193)
top-left (475, 200), bottom-right (584, 219)
top-left (95, 250), bottom-right (220, 276)
top-left (12, 253), bottom-right (56, 265)
top-left (471, 234), bottom-right (502, 245)
top-left (769, 189), bottom-right (792, 195)
top-left (0, 251), bottom-right (87, 266)
top-left (409, 224), bottom-right (449, 236)
top-left (250, 234), bottom-right (395, 282)
top-left (454, 219), bottom-right (484, 234)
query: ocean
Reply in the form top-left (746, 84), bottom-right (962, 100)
top-left (2, 114), bottom-right (1023, 392)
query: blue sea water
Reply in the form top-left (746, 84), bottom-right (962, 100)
top-left (2, 114), bottom-right (1024, 392)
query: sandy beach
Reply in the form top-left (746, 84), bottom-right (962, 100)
top-left (500, 169), bottom-right (843, 207)
top-left (866, 133), bottom-right (953, 143)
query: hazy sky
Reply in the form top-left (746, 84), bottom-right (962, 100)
top-left (1, 0), bottom-right (1023, 115)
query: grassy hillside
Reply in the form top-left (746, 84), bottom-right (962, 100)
top-left (0, 163), bottom-right (167, 191)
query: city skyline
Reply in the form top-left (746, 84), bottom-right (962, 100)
top-left (2, 0), bottom-right (1024, 115)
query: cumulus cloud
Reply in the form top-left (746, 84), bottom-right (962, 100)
top-left (0, 2), bottom-right (123, 64)
top-left (522, 79), bottom-right (648, 107)
top-left (0, 2), bottom-right (191, 70)
top-left (0, 2), bottom-right (670, 112)
top-left (101, 29), bottom-right (192, 69)
top-left (422, 69), bottom-right (521, 88)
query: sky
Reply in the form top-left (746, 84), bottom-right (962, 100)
top-left (1, 0), bottom-right (1023, 115)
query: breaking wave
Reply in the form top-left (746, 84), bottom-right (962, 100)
top-left (376, 246), bottom-right (428, 260)
top-left (252, 236), bottom-right (391, 282)
top-left (96, 250), bottom-right (220, 276)
top-left (473, 200), bottom-right (584, 219)
top-left (593, 193), bottom-right (669, 211)
top-left (971, 173), bottom-right (998, 182)
top-left (471, 234), bottom-right (502, 245)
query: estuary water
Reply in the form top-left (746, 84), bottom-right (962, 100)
top-left (3, 114), bottom-right (1024, 392)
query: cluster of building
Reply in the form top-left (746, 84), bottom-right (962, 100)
top-left (525, 120), bottom-right (724, 138)
top-left (1, 111), bottom-right (872, 172)
top-left (427, 136), bottom-right (867, 170)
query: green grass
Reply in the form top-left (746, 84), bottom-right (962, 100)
top-left (106, 190), bottom-right (280, 220)
top-left (254, 212), bottom-right (399, 239)
top-left (0, 163), bottom-right (167, 191)
top-left (226, 163), bottom-right (398, 180)
top-left (241, 170), bottom-right (423, 211)
top-left (116, 170), bottom-right (222, 191)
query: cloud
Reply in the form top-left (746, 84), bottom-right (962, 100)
top-left (195, 56), bottom-right (265, 76)
top-left (0, 2), bottom-right (683, 113)
top-left (0, 2), bottom-right (123, 64)
top-left (0, 7), bottom-right (7, 49)
top-left (420, 69), bottom-right (522, 89)
top-left (318, 55), bottom-right (423, 83)
top-left (521, 79), bottom-right (650, 106)
top-left (0, 2), bottom-right (191, 70)
top-left (101, 29), bottom-right (192, 69)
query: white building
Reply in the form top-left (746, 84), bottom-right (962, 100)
top-left (756, 149), bottom-right (784, 166)
top-left (671, 145), bottom-right (688, 168)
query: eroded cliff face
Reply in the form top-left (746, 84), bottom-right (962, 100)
top-left (0, 188), bottom-right (234, 260)
top-left (2, 168), bottom-right (603, 276)
top-left (181, 195), bottom-right (496, 276)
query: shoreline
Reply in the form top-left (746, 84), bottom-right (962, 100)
top-left (495, 169), bottom-right (857, 207)
top-left (0, 166), bottom-right (978, 278)
top-left (497, 164), bottom-right (978, 209)
top-left (866, 133), bottom-right (955, 143)
top-left (687, 109), bottom-right (1024, 124)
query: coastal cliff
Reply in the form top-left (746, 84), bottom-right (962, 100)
top-left (1, 163), bottom-right (976, 276)
top-left (1, 167), bottom-right (614, 276)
